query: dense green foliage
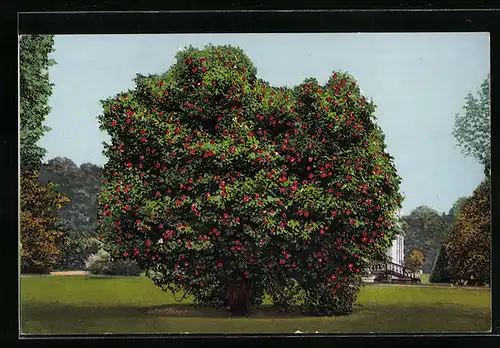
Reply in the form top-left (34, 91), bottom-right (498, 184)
top-left (429, 244), bottom-right (451, 283)
top-left (19, 35), bottom-right (56, 172)
top-left (39, 157), bottom-right (103, 234)
top-left (402, 206), bottom-right (450, 273)
top-left (58, 232), bottom-right (101, 270)
top-left (96, 45), bottom-right (403, 316)
top-left (446, 177), bottom-right (491, 286)
top-left (452, 75), bottom-right (490, 174)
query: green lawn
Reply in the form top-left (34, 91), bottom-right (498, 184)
top-left (20, 275), bottom-right (491, 335)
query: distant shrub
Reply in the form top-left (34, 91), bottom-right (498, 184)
top-left (59, 232), bottom-right (101, 270)
top-left (430, 244), bottom-right (451, 283)
top-left (85, 248), bottom-right (142, 276)
top-left (85, 249), bottom-right (113, 274)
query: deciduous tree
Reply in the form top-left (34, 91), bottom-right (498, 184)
top-left (402, 206), bottom-right (449, 273)
top-left (452, 75), bottom-right (490, 174)
top-left (446, 177), bottom-right (490, 286)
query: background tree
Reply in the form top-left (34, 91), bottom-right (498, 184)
top-left (38, 157), bottom-right (142, 272)
top-left (19, 35), bottom-right (56, 172)
top-left (442, 196), bottom-right (468, 226)
top-left (20, 172), bottom-right (69, 273)
top-left (19, 35), bottom-right (70, 273)
top-left (404, 248), bottom-right (425, 273)
top-left (446, 177), bottom-right (490, 286)
top-left (429, 243), bottom-right (451, 283)
top-left (97, 45), bottom-right (403, 316)
top-left (39, 157), bottom-right (103, 234)
top-left (452, 74), bottom-right (490, 174)
top-left (402, 206), bottom-right (450, 273)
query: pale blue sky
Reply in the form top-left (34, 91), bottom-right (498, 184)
top-left (40, 33), bottom-right (489, 214)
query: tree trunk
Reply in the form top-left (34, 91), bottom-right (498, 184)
top-left (227, 278), bottom-right (252, 316)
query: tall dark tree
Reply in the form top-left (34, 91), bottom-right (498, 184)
top-left (19, 35), bottom-right (56, 172)
top-left (429, 243), bottom-right (451, 283)
top-left (452, 75), bottom-right (490, 174)
top-left (402, 206), bottom-right (450, 273)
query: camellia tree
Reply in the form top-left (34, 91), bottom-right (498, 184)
top-left (97, 45), bottom-right (403, 316)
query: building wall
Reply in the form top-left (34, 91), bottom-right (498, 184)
top-left (387, 234), bottom-right (405, 266)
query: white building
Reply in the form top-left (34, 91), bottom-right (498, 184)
top-left (386, 209), bottom-right (405, 266)
top-left (387, 233), bottom-right (405, 266)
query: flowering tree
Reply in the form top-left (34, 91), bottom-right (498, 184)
top-left (97, 45), bottom-right (403, 315)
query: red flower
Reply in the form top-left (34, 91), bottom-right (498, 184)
top-left (243, 271), bottom-right (249, 277)
top-left (123, 251), bottom-right (129, 257)
top-left (217, 261), bottom-right (223, 267)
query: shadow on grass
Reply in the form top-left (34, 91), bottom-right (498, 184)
top-left (20, 301), bottom-right (491, 334)
top-left (22, 301), bottom-right (491, 322)
top-left (144, 303), bottom-right (316, 318)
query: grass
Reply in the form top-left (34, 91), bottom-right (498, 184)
top-left (20, 275), bottom-right (491, 335)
